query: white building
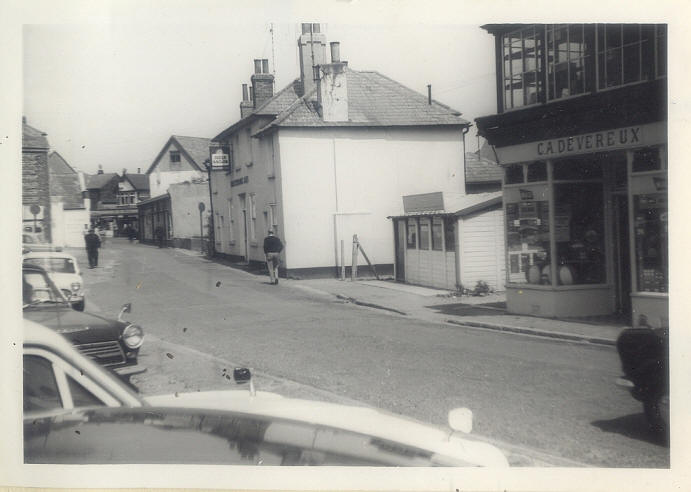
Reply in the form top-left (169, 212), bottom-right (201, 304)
top-left (209, 24), bottom-right (470, 278)
top-left (47, 151), bottom-right (90, 247)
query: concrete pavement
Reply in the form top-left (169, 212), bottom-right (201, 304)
top-left (215, 255), bottom-right (627, 347)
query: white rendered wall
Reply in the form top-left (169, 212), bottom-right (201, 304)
top-left (279, 127), bottom-right (465, 270)
top-left (149, 141), bottom-right (204, 197)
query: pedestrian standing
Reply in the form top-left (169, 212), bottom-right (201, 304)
top-left (263, 229), bottom-right (283, 285)
top-left (84, 228), bottom-right (101, 268)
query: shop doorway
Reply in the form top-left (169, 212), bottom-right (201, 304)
top-left (394, 219), bottom-right (405, 282)
top-left (613, 193), bottom-right (632, 321)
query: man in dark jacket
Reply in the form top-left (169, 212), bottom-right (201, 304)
top-left (263, 229), bottom-right (283, 285)
top-left (84, 228), bottom-right (101, 268)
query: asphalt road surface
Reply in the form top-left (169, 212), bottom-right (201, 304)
top-left (74, 239), bottom-right (669, 468)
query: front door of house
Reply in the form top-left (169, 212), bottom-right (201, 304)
top-left (394, 219), bottom-right (405, 282)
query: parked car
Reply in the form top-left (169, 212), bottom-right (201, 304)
top-left (23, 319), bottom-right (509, 466)
top-left (22, 263), bottom-right (144, 382)
top-left (615, 326), bottom-right (669, 434)
top-left (23, 251), bottom-right (85, 311)
top-left (22, 233), bottom-right (62, 254)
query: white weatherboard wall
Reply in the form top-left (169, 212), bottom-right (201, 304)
top-left (279, 127), bottom-right (464, 271)
top-left (50, 200), bottom-right (90, 247)
top-left (459, 208), bottom-right (505, 291)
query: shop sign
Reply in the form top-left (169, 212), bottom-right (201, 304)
top-left (210, 145), bottom-right (231, 169)
top-left (231, 176), bottom-right (248, 187)
top-left (537, 127), bottom-right (641, 157)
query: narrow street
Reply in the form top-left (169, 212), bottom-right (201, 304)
top-left (75, 239), bottom-right (668, 468)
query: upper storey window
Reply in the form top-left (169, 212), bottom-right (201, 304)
top-left (547, 24), bottom-right (593, 100)
top-left (502, 26), bottom-right (544, 109)
top-left (596, 24), bottom-right (655, 89)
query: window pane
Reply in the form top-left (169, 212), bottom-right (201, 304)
top-left (623, 43), bottom-right (641, 83)
top-left (527, 161), bottom-right (548, 182)
top-left (431, 218), bottom-right (443, 251)
top-left (622, 24), bottom-right (640, 45)
top-left (634, 193), bottom-right (668, 293)
top-left (632, 147), bottom-right (661, 173)
top-left (606, 48), bottom-right (622, 87)
top-left (553, 158), bottom-right (603, 180)
top-left (505, 200), bottom-right (551, 284)
top-left (554, 183), bottom-right (606, 284)
top-left (67, 375), bottom-right (105, 407)
top-left (444, 218), bottom-right (456, 251)
top-left (419, 219), bottom-right (430, 250)
top-left (24, 355), bottom-right (62, 412)
top-left (406, 219), bottom-right (417, 249)
top-left (656, 25), bottom-right (667, 77)
top-left (505, 164), bottom-right (524, 184)
top-left (606, 24), bottom-right (622, 49)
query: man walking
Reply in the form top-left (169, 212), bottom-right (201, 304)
top-left (84, 228), bottom-right (101, 268)
top-left (263, 229), bottom-right (283, 285)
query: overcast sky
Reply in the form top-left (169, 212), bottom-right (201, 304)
top-left (22, 20), bottom-right (496, 175)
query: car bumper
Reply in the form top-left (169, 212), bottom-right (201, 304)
top-left (114, 364), bottom-right (147, 377)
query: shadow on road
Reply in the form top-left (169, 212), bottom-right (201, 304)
top-left (424, 302), bottom-right (508, 317)
top-left (591, 413), bottom-right (669, 448)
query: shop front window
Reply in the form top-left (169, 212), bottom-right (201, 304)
top-left (505, 194), bottom-right (551, 284)
top-left (505, 164), bottom-right (524, 184)
top-left (597, 24), bottom-right (654, 89)
top-left (547, 24), bottom-right (593, 100)
top-left (419, 219), bottom-right (430, 250)
top-left (431, 217), bottom-right (443, 251)
top-left (553, 182), bottom-right (606, 284)
top-left (502, 25), bottom-right (544, 109)
top-left (406, 218), bottom-right (417, 249)
top-left (632, 147), bottom-right (662, 173)
top-left (634, 193), bottom-right (668, 293)
top-left (444, 218), bottom-right (455, 251)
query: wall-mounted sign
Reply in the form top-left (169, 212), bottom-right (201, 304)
top-left (209, 145), bottom-right (231, 169)
top-left (231, 176), bottom-right (248, 187)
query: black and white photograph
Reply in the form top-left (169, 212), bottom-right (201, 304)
top-left (2, 0), bottom-right (689, 490)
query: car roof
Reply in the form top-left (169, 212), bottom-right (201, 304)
top-left (23, 251), bottom-right (77, 260)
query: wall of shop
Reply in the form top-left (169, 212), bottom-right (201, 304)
top-left (459, 207), bottom-right (505, 292)
top-left (169, 181), bottom-right (211, 241)
top-left (50, 200), bottom-right (89, 247)
top-left (279, 127), bottom-right (465, 273)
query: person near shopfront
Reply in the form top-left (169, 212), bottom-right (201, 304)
top-left (263, 229), bottom-right (283, 285)
top-left (84, 228), bottom-right (101, 268)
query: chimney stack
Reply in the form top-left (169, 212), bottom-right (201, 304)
top-left (317, 40), bottom-right (349, 122)
top-left (240, 83), bottom-right (254, 118)
top-left (97, 164), bottom-right (104, 175)
top-left (251, 58), bottom-right (274, 109)
top-left (297, 23), bottom-right (327, 98)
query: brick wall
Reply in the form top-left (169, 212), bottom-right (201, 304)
top-left (22, 149), bottom-right (52, 241)
top-left (251, 73), bottom-right (274, 109)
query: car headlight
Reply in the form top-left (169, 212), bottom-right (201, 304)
top-left (122, 324), bottom-right (144, 349)
top-left (70, 282), bottom-right (81, 293)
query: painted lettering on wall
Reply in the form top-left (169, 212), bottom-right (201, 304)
top-left (231, 176), bottom-right (248, 187)
top-left (536, 127), bottom-right (641, 156)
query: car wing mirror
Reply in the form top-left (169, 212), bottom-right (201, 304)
top-left (117, 303), bottom-right (132, 321)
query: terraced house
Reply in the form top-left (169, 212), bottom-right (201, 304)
top-left (475, 24), bottom-right (667, 327)
top-left (209, 24), bottom-right (471, 278)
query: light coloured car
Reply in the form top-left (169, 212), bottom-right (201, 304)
top-left (23, 319), bottom-right (509, 467)
top-left (22, 233), bottom-right (63, 254)
top-left (23, 251), bottom-right (84, 311)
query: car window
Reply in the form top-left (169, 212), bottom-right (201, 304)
top-left (24, 355), bottom-right (62, 412)
top-left (23, 271), bottom-right (62, 305)
top-left (67, 375), bottom-right (106, 408)
top-left (24, 258), bottom-right (76, 274)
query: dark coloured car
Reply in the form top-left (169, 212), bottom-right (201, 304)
top-left (22, 263), bottom-right (145, 381)
top-left (616, 326), bottom-right (669, 434)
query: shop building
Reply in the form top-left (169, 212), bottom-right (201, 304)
top-left (86, 169), bottom-right (150, 236)
top-left (209, 24), bottom-right (470, 278)
top-left (475, 24), bottom-right (667, 327)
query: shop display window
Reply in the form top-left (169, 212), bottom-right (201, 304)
top-left (554, 182), bottom-right (606, 285)
top-left (505, 199), bottom-right (550, 284)
top-left (527, 161), bottom-right (548, 182)
top-left (634, 193), bottom-right (668, 293)
top-left (547, 24), bottom-right (592, 100)
top-left (406, 218), bottom-right (417, 249)
top-left (444, 218), bottom-right (456, 251)
top-left (505, 164), bottom-right (524, 184)
top-left (431, 217), bottom-right (443, 251)
top-left (632, 147), bottom-right (661, 173)
top-left (553, 157), bottom-right (603, 180)
top-left (419, 219), bottom-right (431, 250)
top-left (502, 26), bottom-right (544, 109)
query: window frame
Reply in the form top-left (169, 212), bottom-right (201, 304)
top-left (546, 24), bottom-right (593, 101)
top-left (501, 25), bottom-right (545, 111)
top-left (169, 150), bottom-right (181, 163)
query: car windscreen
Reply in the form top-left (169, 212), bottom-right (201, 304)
top-left (24, 258), bottom-right (76, 274)
top-left (23, 270), bottom-right (66, 305)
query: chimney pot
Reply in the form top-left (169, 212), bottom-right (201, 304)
top-left (330, 42), bottom-right (340, 63)
top-left (313, 65), bottom-right (321, 82)
top-left (242, 84), bottom-right (249, 102)
top-left (253, 59), bottom-right (262, 74)
top-left (262, 59), bottom-right (269, 73)
top-left (427, 84), bottom-right (432, 105)
top-left (137, 168), bottom-right (141, 174)
top-left (22, 116), bottom-right (27, 124)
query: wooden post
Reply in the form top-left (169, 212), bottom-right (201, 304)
top-left (358, 242), bottom-right (380, 280)
top-left (340, 239), bottom-right (345, 280)
top-left (351, 234), bottom-right (359, 281)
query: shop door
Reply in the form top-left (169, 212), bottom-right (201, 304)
top-left (394, 219), bottom-right (405, 281)
top-left (613, 194), bottom-right (632, 320)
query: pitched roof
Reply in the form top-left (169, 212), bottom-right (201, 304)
top-left (465, 143), bottom-right (503, 184)
top-left (122, 173), bottom-right (149, 190)
top-left (48, 152), bottom-right (84, 209)
top-left (47, 151), bottom-right (76, 174)
top-left (255, 68), bottom-right (470, 135)
top-left (22, 122), bottom-right (49, 149)
top-left (146, 135), bottom-right (212, 174)
top-left (86, 172), bottom-right (119, 189)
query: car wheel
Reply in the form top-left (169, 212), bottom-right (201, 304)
top-left (72, 300), bottom-right (85, 311)
top-left (644, 394), bottom-right (669, 435)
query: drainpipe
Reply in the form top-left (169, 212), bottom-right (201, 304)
top-left (462, 125), bottom-right (470, 194)
top-left (205, 158), bottom-right (214, 257)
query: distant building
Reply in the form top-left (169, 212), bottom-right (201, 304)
top-left (86, 169), bottom-right (150, 236)
top-left (465, 142), bottom-right (503, 194)
top-left (22, 118), bottom-right (51, 242)
top-left (47, 151), bottom-right (90, 247)
top-left (475, 24), bottom-right (667, 326)
top-left (138, 135), bottom-right (211, 248)
top-left (209, 24), bottom-right (470, 278)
